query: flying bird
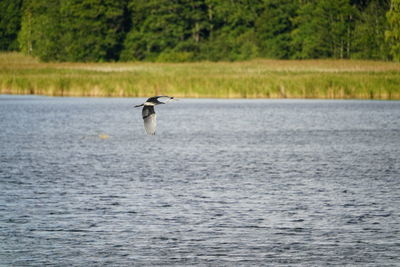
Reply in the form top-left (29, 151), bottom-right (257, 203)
top-left (134, 96), bottom-right (176, 135)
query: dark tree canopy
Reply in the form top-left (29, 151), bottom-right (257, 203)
top-left (0, 0), bottom-right (23, 51)
top-left (1, 0), bottom-right (398, 61)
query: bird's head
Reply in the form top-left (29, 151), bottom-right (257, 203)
top-left (155, 96), bottom-right (178, 105)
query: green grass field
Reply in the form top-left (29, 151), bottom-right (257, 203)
top-left (1, 52), bottom-right (399, 99)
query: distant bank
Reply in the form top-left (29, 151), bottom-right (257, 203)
top-left (1, 53), bottom-right (399, 100)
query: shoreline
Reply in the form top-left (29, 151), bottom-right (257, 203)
top-left (1, 53), bottom-right (399, 100)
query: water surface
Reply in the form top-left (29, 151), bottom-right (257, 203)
top-left (1, 96), bottom-right (399, 266)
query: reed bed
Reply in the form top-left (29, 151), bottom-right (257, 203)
top-left (1, 52), bottom-right (399, 99)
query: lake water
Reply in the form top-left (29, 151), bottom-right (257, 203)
top-left (0, 95), bottom-right (399, 266)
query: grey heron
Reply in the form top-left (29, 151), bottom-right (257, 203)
top-left (134, 96), bottom-right (176, 135)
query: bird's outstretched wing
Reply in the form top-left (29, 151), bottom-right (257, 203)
top-left (147, 96), bottom-right (174, 103)
top-left (142, 106), bottom-right (156, 135)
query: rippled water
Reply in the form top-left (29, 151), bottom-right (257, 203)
top-left (0, 95), bottom-right (399, 266)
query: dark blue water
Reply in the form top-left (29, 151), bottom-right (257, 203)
top-left (1, 95), bottom-right (399, 266)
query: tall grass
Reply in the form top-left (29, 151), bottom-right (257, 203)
top-left (1, 52), bottom-right (399, 99)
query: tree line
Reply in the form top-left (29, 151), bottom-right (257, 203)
top-left (1, 0), bottom-right (399, 62)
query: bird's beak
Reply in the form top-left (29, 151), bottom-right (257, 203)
top-left (134, 104), bottom-right (144, 108)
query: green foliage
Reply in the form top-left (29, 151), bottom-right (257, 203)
top-left (18, 0), bottom-right (63, 60)
top-left (200, 29), bottom-right (259, 61)
top-left (386, 0), bottom-right (400, 61)
top-left (3, 0), bottom-right (397, 62)
top-left (0, 0), bottom-right (23, 51)
top-left (18, 0), bottom-right (127, 62)
top-left (59, 0), bottom-right (127, 62)
top-left (200, 0), bottom-right (263, 61)
top-left (256, 0), bottom-right (298, 59)
top-left (121, 0), bottom-right (261, 61)
top-left (292, 0), bottom-right (356, 59)
top-left (157, 50), bottom-right (194, 62)
top-left (121, 0), bottom-right (196, 61)
top-left (352, 0), bottom-right (390, 60)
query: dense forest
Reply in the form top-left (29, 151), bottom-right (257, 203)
top-left (1, 0), bottom-right (400, 62)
